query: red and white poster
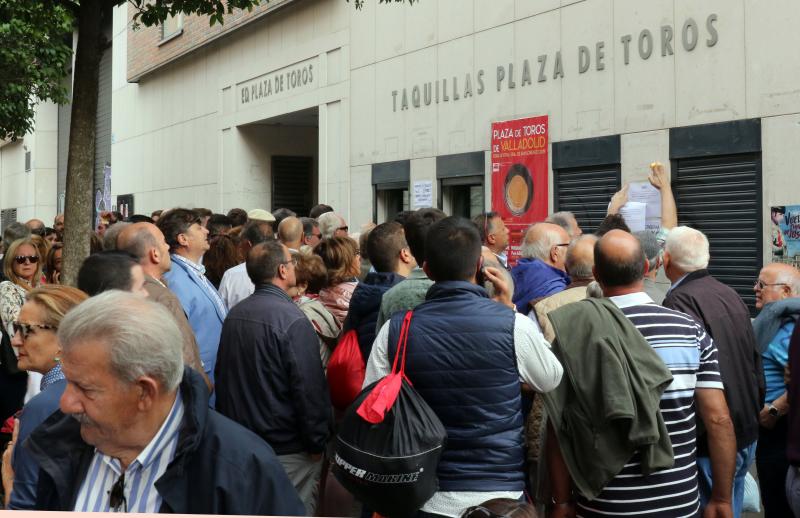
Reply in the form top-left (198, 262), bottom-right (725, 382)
top-left (490, 115), bottom-right (549, 266)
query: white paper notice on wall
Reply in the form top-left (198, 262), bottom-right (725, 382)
top-left (619, 201), bottom-right (647, 233)
top-left (413, 180), bottom-right (433, 208)
top-left (628, 182), bottom-right (662, 231)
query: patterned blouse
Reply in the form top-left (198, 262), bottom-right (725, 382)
top-left (0, 280), bottom-right (27, 337)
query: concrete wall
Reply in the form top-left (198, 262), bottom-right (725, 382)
top-left (0, 102), bottom-right (59, 224)
top-left (112, 0), bottom-right (350, 218)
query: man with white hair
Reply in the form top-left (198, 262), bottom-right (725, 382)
top-left (750, 261), bottom-right (800, 517)
top-left (25, 292), bottom-right (304, 514)
top-left (510, 222), bottom-right (571, 313)
top-left (545, 211), bottom-right (582, 240)
top-left (662, 226), bottom-right (764, 517)
top-left (317, 211), bottom-right (348, 239)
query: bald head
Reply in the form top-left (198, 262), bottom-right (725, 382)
top-left (521, 222), bottom-right (570, 270)
top-left (594, 229), bottom-right (647, 291)
top-left (565, 234), bottom-right (598, 280)
top-left (277, 216), bottom-right (303, 249)
top-left (118, 222), bottom-right (172, 276)
top-left (756, 262), bottom-right (800, 309)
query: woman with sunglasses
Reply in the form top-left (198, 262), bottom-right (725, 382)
top-left (0, 238), bottom-right (43, 339)
top-left (1, 285), bottom-right (88, 509)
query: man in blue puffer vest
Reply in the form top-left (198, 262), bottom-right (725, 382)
top-left (364, 217), bottom-right (564, 518)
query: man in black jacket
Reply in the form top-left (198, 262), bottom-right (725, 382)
top-left (215, 240), bottom-right (332, 514)
top-left (25, 291), bottom-right (304, 515)
top-left (662, 226), bottom-right (764, 517)
top-left (344, 221), bottom-right (414, 361)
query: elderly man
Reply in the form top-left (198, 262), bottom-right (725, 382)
top-left (318, 211), bottom-right (348, 239)
top-left (546, 229), bottom-right (735, 518)
top-left (118, 222), bottom-right (209, 389)
top-left (217, 219), bottom-right (274, 310)
top-left (278, 216), bottom-right (304, 252)
top-left (25, 292), bottom-right (304, 514)
top-left (473, 211), bottom-right (510, 268)
top-left (533, 234), bottom-right (598, 341)
top-left (545, 211), bottom-right (582, 240)
top-left (158, 209), bottom-right (227, 385)
top-left (510, 222), bottom-right (571, 313)
top-left (300, 217), bottom-right (321, 249)
top-left (215, 240), bottom-right (332, 514)
top-left (662, 226), bottom-right (763, 516)
top-left (751, 262), bottom-right (800, 517)
top-left (53, 214), bottom-right (64, 236)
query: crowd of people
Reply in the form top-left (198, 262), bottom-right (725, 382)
top-left (0, 164), bottom-right (797, 518)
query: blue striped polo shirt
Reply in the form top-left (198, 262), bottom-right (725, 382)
top-left (577, 292), bottom-right (724, 518)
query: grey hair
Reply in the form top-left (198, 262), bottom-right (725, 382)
top-left (546, 212), bottom-right (577, 238)
top-left (118, 225), bottom-right (159, 264)
top-left (102, 222), bottom-right (132, 251)
top-left (318, 212), bottom-right (344, 240)
top-left (565, 234), bottom-right (598, 279)
top-left (58, 291), bottom-right (184, 390)
top-left (482, 260), bottom-right (515, 299)
top-left (635, 230), bottom-right (661, 264)
top-left (774, 265), bottom-right (800, 296)
top-left (520, 223), bottom-right (562, 261)
top-left (665, 226), bottom-right (710, 272)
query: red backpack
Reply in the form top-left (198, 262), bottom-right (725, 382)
top-left (327, 329), bottom-right (366, 410)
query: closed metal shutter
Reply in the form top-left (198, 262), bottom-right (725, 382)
top-left (554, 165), bottom-right (621, 234)
top-left (674, 153), bottom-right (762, 313)
top-left (271, 155), bottom-right (314, 216)
top-left (94, 45), bottom-right (112, 195)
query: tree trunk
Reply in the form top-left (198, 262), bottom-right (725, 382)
top-left (61, 1), bottom-right (104, 286)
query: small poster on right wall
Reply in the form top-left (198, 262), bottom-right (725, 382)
top-left (771, 205), bottom-right (800, 265)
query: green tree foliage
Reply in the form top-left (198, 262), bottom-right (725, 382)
top-left (0, 1), bottom-right (73, 140)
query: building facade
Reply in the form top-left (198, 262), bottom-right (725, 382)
top-left (110, 0), bottom-right (800, 309)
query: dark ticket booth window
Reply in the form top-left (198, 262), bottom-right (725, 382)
top-left (437, 152), bottom-right (485, 219)
top-left (670, 119), bottom-right (763, 314)
top-left (272, 156), bottom-right (315, 216)
top-left (553, 135), bottom-right (621, 234)
top-left (372, 160), bottom-right (410, 223)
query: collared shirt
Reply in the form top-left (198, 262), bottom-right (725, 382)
top-left (365, 312), bottom-right (563, 517)
top-left (73, 393), bottom-right (185, 513)
top-left (218, 262), bottom-right (254, 310)
top-left (171, 254), bottom-right (228, 318)
top-left (575, 291), bottom-right (723, 518)
top-left (40, 363), bottom-right (65, 391)
top-left (667, 272), bottom-right (690, 294)
top-left (493, 251), bottom-right (508, 269)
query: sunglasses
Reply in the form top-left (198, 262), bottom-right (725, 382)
top-left (14, 255), bottom-right (38, 265)
top-left (13, 321), bottom-right (56, 340)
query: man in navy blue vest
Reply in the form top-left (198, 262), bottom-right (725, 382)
top-left (364, 217), bottom-right (563, 518)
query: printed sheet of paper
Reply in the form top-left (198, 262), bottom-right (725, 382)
top-left (619, 201), bottom-right (647, 233)
top-left (628, 182), bottom-right (662, 231)
top-left (412, 180), bottom-right (433, 208)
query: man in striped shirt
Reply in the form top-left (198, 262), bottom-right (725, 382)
top-left (548, 230), bottom-right (736, 518)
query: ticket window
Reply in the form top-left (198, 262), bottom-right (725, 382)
top-left (439, 177), bottom-right (484, 219)
top-left (374, 183), bottom-right (409, 223)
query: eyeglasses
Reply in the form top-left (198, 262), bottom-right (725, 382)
top-left (14, 255), bottom-right (38, 265)
top-left (281, 257), bottom-right (298, 267)
top-left (108, 472), bottom-right (127, 512)
top-left (754, 279), bottom-right (788, 290)
top-left (13, 321), bottom-right (56, 340)
top-left (553, 243), bottom-right (570, 248)
top-left (337, 226), bottom-right (349, 232)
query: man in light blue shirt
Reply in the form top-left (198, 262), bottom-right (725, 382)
top-left (158, 209), bottom-right (227, 385)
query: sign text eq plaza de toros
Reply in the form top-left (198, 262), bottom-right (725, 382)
top-left (391, 14), bottom-right (720, 112)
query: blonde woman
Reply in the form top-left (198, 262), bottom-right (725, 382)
top-left (1, 285), bottom-right (88, 509)
top-left (0, 238), bottom-right (43, 337)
